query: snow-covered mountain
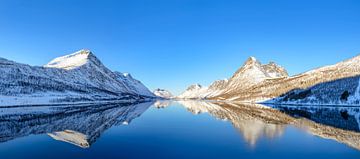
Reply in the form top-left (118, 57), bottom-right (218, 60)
top-left (178, 55), bottom-right (360, 105)
top-left (153, 88), bottom-right (173, 99)
top-left (0, 49), bottom-right (154, 106)
top-left (212, 56), bottom-right (288, 100)
top-left (226, 57), bottom-right (288, 90)
top-left (177, 57), bottom-right (288, 100)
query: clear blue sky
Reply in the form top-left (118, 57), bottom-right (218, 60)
top-left (0, 0), bottom-right (360, 95)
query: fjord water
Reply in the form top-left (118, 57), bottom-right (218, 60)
top-left (0, 101), bottom-right (359, 159)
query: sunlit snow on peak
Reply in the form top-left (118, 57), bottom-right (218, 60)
top-left (44, 49), bottom-right (93, 70)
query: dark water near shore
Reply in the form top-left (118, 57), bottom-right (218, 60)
top-left (0, 100), bottom-right (359, 159)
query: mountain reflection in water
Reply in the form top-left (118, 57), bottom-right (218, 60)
top-left (0, 102), bottom-right (154, 148)
top-left (0, 100), bottom-right (359, 151)
top-left (178, 101), bottom-right (360, 150)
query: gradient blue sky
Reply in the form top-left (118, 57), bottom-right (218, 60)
top-left (1, 0), bottom-right (360, 95)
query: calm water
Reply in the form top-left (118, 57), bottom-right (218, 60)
top-left (0, 100), bottom-right (360, 159)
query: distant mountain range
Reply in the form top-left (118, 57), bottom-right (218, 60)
top-left (153, 88), bottom-right (173, 99)
top-left (2, 49), bottom-right (360, 106)
top-left (0, 49), bottom-right (154, 106)
top-left (178, 55), bottom-right (360, 105)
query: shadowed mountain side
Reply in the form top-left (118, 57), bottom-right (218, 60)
top-left (0, 101), bottom-right (153, 148)
top-left (266, 75), bottom-right (360, 105)
top-left (178, 101), bottom-right (360, 150)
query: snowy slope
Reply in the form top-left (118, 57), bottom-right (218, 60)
top-left (44, 50), bottom-right (95, 70)
top-left (0, 49), bottom-right (154, 106)
top-left (114, 72), bottom-right (154, 97)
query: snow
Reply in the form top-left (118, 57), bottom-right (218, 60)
top-left (45, 49), bottom-right (92, 70)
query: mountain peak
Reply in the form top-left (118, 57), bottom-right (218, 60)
top-left (44, 49), bottom-right (98, 70)
top-left (248, 56), bottom-right (257, 61)
top-left (123, 73), bottom-right (133, 78)
top-left (245, 56), bottom-right (259, 64)
top-left (241, 56), bottom-right (262, 69)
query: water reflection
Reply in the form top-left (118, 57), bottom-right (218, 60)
top-left (1, 100), bottom-right (360, 151)
top-left (178, 101), bottom-right (360, 150)
top-left (270, 105), bottom-right (360, 132)
top-left (0, 102), bottom-right (153, 148)
top-left (153, 100), bottom-right (172, 109)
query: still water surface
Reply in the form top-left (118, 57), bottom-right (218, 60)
top-left (0, 100), bottom-right (359, 159)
